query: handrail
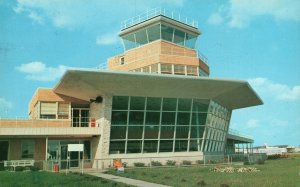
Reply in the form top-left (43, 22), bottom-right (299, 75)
top-left (197, 50), bottom-right (209, 65)
top-left (121, 7), bottom-right (198, 30)
top-left (0, 117), bottom-right (97, 128)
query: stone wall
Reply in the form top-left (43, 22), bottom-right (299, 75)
top-left (90, 95), bottom-right (112, 169)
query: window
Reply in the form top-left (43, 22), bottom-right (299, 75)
top-left (150, 64), bottom-right (159, 73)
top-left (21, 140), bottom-right (35, 159)
top-left (161, 24), bottom-right (174, 42)
top-left (160, 64), bottom-right (172, 74)
top-left (40, 102), bottom-right (56, 116)
top-left (187, 66), bottom-right (197, 76)
top-left (111, 111), bottom-right (128, 125)
top-left (147, 24), bottom-right (160, 42)
top-left (109, 96), bottom-right (227, 154)
top-left (135, 29), bottom-right (148, 46)
top-left (58, 103), bottom-right (69, 119)
top-left (142, 66), bottom-right (150, 73)
top-left (119, 57), bottom-right (125, 65)
top-left (185, 33), bottom-right (197, 49)
top-left (122, 34), bottom-right (136, 50)
top-left (112, 96), bottom-right (129, 110)
top-left (174, 65), bottom-right (185, 75)
top-left (109, 141), bottom-right (125, 154)
top-left (174, 29), bottom-right (185, 46)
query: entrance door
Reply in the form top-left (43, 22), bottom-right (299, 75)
top-left (60, 144), bottom-right (68, 169)
top-left (0, 141), bottom-right (8, 161)
top-left (72, 108), bottom-right (89, 127)
top-left (70, 151), bottom-right (80, 168)
top-left (60, 144), bottom-right (80, 169)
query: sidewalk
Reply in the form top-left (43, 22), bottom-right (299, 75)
top-left (86, 171), bottom-right (172, 187)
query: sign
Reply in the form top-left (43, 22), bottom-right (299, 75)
top-left (68, 144), bottom-right (84, 152)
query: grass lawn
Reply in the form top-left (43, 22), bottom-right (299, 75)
top-left (0, 171), bottom-right (131, 187)
top-left (107, 155), bottom-right (300, 187)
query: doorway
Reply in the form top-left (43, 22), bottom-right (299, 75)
top-left (60, 144), bottom-right (79, 169)
top-left (72, 108), bottom-right (89, 127)
top-left (0, 141), bottom-right (8, 161)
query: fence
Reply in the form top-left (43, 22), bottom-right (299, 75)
top-left (0, 117), bottom-right (97, 128)
top-left (0, 153), bottom-right (267, 172)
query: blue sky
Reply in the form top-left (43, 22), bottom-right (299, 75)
top-left (0, 0), bottom-right (299, 146)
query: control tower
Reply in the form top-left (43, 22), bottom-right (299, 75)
top-left (108, 8), bottom-right (209, 77)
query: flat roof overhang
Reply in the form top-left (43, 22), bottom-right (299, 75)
top-left (54, 69), bottom-right (263, 110)
top-left (227, 135), bottom-right (254, 143)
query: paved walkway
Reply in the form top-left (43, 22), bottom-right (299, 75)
top-left (86, 170), bottom-right (171, 187)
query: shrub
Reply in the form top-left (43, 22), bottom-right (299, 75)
top-left (196, 160), bottom-right (204, 165)
top-left (267, 154), bottom-right (281, 160)
top-left (134, 162), bottom-right (145, 167)
top-left (197, 180), bottom-right (207, 186)
top-left (30, 166), bottom-right (40, 171)
top-left (151, 161), bottom-right (162, 166)
top-left (166, 160), bottom-right (176, 166)
top-left (15, 166), bottom-right (24, 172)
top-left (256, 159), bottom-right (265, 165)
top-left (182, 160), bottom-right (192, 165)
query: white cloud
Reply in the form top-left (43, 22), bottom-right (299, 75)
top-left (208, 0), bottom-right (300, 28)
top-left (96, 33), bottom-right (119, 45)
top-left (13, 0), bottom-right (184, 29)
top-left (246, 119), bottom-right (259, 129)
top-left (248, 77), bottom-right (300, 101)
top-left (28, 11), bottom-right (44, 24)
top-left (16, 61), bottom-right (46, 73)
top-left (16, 61), bottom-right (68, 82)
top-left (207, 12), bottom-right (224, 25)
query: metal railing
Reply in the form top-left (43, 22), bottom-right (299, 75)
top-left (0, 117), bottom-right (97, 128)
top-left (121, 7), bottom-right (198, 30)
top-left (0, 153), bottom-right (267, 172)
top-left (197, 50), bottom-right (209, 65)
top-left (229, 128), bottom-right (253, 140)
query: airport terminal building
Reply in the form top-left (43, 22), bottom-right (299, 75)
top-left (0, 10), bottom-right (262, 169)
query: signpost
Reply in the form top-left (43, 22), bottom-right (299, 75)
top-left (66, 144), bottom-right (84, 175)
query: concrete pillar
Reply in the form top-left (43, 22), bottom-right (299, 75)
top-left (89, 95), bottom-right (112, 169)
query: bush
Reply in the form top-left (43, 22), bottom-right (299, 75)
top-left (151, 161), bottom-right (162, 166)
top-left (166, 160), bottom-right (176, 166)
top-left (267, 154), bottom-right (281, 160)
top-left (15, 166), bottom-right (24, 172)
top-left (30, 166), bottom-right (40, 171)
top-left (182, 160), bottom-right (192, 165)
top-left (133, 162), bottom-right (145, 167)
top-left (256, 159), bottom-right (265, 165)
top-left (196, 160), bottom-right (204, 165)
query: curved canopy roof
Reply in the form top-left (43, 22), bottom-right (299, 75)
top-left (54, 69), bottom-right (263, 110)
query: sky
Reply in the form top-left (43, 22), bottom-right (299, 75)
top-left (0, 0), bottom-right (299, 146)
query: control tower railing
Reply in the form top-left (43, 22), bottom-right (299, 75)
top-left (121, 7), bottom-right (198, 30)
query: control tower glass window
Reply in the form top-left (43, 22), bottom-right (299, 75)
top-left (121, 24), bottom-right (198, 51)
top-left (185, 33), bottom-right (197, 49)
top-left (135, 29), bottom-right (148, 46)
top-left (123, 34), bottom-right (136, 50)
top-left (161, 25), bottom-right (174, 42)
top-left (147, 24), bottom-right (160, 42)
top-left (174, 29), bottom-right (185, 46)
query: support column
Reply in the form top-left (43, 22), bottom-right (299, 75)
top-left (89, 95), bottom-right (112, 169)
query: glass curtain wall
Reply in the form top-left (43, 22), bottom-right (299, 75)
top-left (202, 101), bottom-right (231, 153)
top-left (121, 24), bottom-right (197, 51)
top-left (109, 96), bottom-right (212, 154)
